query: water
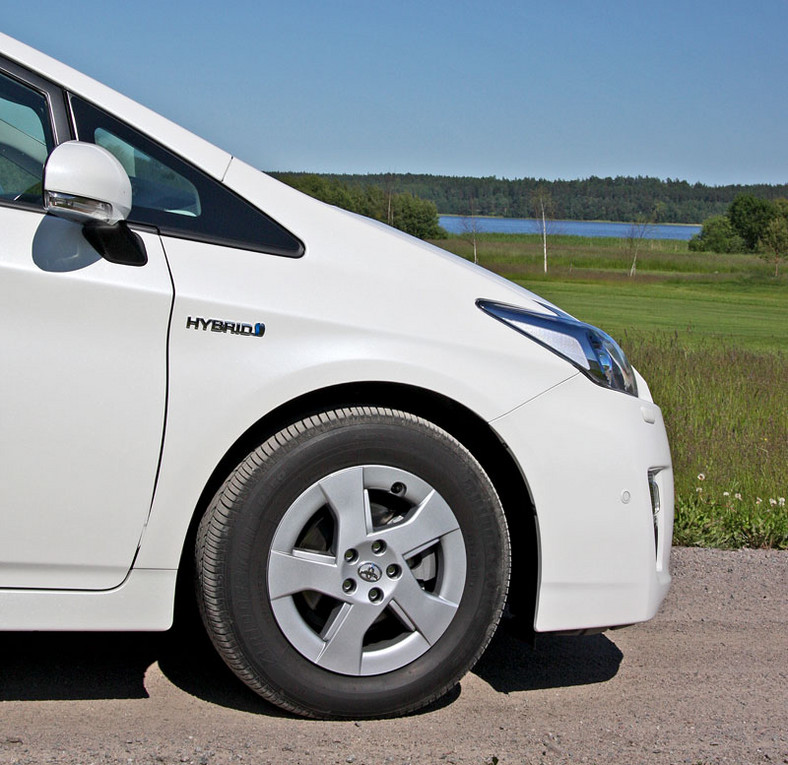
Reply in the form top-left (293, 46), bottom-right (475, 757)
top-left (439, 215), bottom-right (701, 240)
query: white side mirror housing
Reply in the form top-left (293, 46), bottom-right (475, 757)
top-left (44, 141), bottom-right (132, 224)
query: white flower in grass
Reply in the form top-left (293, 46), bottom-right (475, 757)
top-left (723, 491), bottom-right (730, 497)
top-left (756, 497), bottom-right (763, 505)
top-left (697, 473), bottom-right (706, 481)
top-left (779, 497), bottom-right (786, 507)
top-left (735, 493), bottom-right (742, 500)
top-left (770, 498), bottom-right (777, 506)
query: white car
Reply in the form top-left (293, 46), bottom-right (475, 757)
top-left (0, 33), bottom-right (673, 718)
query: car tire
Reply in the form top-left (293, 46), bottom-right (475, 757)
top-left (195, 406), bottom-right (510, 718)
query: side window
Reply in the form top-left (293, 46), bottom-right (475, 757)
top-left (0, 71), bottom-right (54, 205)
top-left (95, 127), bottom-right (201, 217)
top-left (71, 96), bottom-right (303, 257)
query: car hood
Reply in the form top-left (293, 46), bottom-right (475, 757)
top-left (222, 156), bottom-right (561, 319)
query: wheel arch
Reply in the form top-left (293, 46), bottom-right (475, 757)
top-left (174, 381), bottom-right (539, 629)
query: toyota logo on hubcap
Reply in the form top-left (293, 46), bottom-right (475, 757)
top-left (357, 562), bottom-right (382, 582)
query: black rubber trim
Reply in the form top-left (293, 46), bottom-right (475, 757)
top-left (82, 220), bottom-right (148, 266)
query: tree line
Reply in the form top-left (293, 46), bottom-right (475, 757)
top-left (272, 171), bottom-right (788, 226)
top-left (273, 173), bottom-right (445, 240)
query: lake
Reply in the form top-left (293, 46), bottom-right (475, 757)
top-left (439, 215), bottom-right (701, 240)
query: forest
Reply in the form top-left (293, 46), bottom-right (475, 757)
top-left (273, 173), bottom-right (445, 239)
top-left (271, 172), bottom-right (788, 225)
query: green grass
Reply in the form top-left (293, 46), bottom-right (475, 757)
top-left (434, 233), bottom-right (788, 548)
top-left (509, 281), bottom-right (788, 354)
top-left (626, 333), bottom-right (787, 549)
top-left (439, 231), bottom-right (776, 278)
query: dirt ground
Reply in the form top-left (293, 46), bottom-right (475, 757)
top-left (1, 547), bottom-right (786, 765)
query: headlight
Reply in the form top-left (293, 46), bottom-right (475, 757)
top-left (478, 299), bottom-right (638, 397)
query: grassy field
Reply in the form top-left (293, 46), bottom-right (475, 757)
top-left (508, 281), bottom-right (787, 353)
top-left (434, 233), bottom-right (788, 548)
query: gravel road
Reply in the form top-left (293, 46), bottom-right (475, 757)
top-left (1, 547), bottom-right (786, 765)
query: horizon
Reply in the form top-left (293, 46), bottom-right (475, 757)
top-left (268, 169), bottom-right (788, 189)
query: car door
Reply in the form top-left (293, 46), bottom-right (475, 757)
top-left (0, 63), bottom-right (173, 590)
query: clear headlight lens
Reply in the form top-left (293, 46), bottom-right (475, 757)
top-left (478, 299), bottom-right (638, 397)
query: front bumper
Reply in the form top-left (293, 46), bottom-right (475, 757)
top-left (491, 373), bottom-right (674, 633)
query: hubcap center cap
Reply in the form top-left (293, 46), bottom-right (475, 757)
top-left (357, 561), bottom-right (382, 583)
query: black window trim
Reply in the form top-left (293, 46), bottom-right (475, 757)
top-left (67, 93), bottom-right (304, 259)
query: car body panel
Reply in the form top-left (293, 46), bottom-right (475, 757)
top-left (134, 227), bottom-right (579, 569)
top-left (0, 205), bottom-right (172, 589)
top-left (491, 374), bottom-right (673, 631)
top-left (0, 569), bottom-right (176, 630)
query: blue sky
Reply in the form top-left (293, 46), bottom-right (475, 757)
top-left (3, 1), bottom-right (787, 185)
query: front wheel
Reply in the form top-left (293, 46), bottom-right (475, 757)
top-left (195, 407), bottom-right (510, 718)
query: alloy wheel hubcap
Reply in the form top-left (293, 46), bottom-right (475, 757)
top-left (267, 465), bottom-right (467, 676)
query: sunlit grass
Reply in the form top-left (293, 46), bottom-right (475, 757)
top-left (512, 281), bottom-right (787, 354)
top-left (435, 232), bottom-right (776, 278)
top-left (626, 333), bottom-right (787, 549)
top-left (433, 234), bottom-right (788, 548)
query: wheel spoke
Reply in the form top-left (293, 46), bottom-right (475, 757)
top-left (265, 461), bottom-right (474, 678)
top-left (391, 570), bottom-right (460, 645)
top-left (318, 467), bottom-right (373, 552)
top-left (316, 601), bottom-right (380, 674)
top-left (268, 549), bottom-right (338, 599)
top-left (377, 489), bottom-right (459, 558)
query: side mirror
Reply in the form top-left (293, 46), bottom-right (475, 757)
top-left (44, 141), bottom-right (132, 224)
top-left (43, 141), bottom-right (146, 267)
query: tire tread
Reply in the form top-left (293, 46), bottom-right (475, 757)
top-left (195, 406), bottom-right (510, 718)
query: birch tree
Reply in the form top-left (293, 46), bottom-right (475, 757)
top-left (531, 186), bottom-right (555, 273)
top-left (628, 204), bottom-right (661, 276)
top-left (460, 198), bottom-right (481, 264)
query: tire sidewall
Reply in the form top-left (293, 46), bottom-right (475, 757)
top-left (207, 410), bottom-right (508, 717)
